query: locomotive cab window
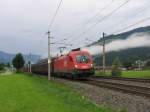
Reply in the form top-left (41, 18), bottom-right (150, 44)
top-left (76, 55), bottom-right (89, 63)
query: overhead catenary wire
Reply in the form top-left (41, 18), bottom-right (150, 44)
top-left (51, 0), bottom-right (115, 50)
top-left (104, 4), bottom-right (150, 32)
top-left (48, 0), bottom-right (129, 51)
top-left (77, 0), bottom-right (131, 36)
top-left (68, 0), bottom-right (131, 45)
top-left (83, 0), bottom-right (114, 25)
top-left (68, 0), bottom-right (131, 49)
top-left (83, 16), bottom-right (150, 49)
top-left (66, 0), bottom-right (115, 38)
top-left (51, 42), bottom-right (72, 46)
top-left (90, 17), bottom-right (150, 46)
top-left (47, 0), bottom-right (63, 80)
top-left (36, 0), bottom-right (63, 58)
top-left (52, 38), bottom-right (67, 44)
top-left (48, 0), bottom-right (63, 30)
top-left (112, 16), bottom-right (150, 34)
top-left (80, 3), bottom-right (150, 47)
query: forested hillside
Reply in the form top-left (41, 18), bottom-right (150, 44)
top-left (91, 26), bottom-right (150, 45)
top-left (94, 47), bottom-right (150, 66)
top-left (0, 51), bottom-right (40, 64)
top-left (92, 26), bottom-right (150, 66)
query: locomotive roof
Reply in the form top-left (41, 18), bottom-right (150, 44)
top-left (69, 50), bottom-right (90, 55)
top-left (35, 50), bottom-right (91, 63)
top-left (71, 48), bottom-right (80, 51)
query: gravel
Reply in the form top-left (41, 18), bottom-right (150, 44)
top-left (53, 78), bottom-right (150, 112)
top-left (93, 78), bottom-right (150, 88)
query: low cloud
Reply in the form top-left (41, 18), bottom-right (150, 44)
top-left (82, 32), bottom-right (150, 55)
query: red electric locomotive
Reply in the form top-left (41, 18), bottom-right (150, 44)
top-left (52, 49), bottom-right (94, 78)
top-left (32, 48), bottom-right (94, 79)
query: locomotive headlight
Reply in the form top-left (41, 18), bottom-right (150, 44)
top-left (75, 65), bottom-right (78, 68)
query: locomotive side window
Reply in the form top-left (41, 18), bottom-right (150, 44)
top-left (76, 55), bottom-right (89, 63)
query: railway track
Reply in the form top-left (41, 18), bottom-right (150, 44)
top-left (91, 76), bottom-right (150, 83)
top-left (82, 77), bottom-right (150, 98)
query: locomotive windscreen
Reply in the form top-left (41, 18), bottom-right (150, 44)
top-left (76, 55), bottom-right (89, 63)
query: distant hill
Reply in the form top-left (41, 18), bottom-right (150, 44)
top-left (90, 26), bottom-right (150, 46)
top-left (94, 47), bottom-right (150, 66)
top-left (91, 26), bottom-right (150, 66)
top-left (0, 51), bottom-right (41, 64)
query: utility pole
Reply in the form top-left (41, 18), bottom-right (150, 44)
top-left (28, 53), bottom-right (31, 73)
top-left (137, 60), bottom-right (141, 70)
top-left (29, 53), bottom-right (32, 73)
top-left (102, 32), bottom-right (106, 74)
top-left (48, 31), bottom-right (51, 80)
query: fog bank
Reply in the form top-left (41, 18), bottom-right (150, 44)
top-left (82, 33), bottom-right (150, 55)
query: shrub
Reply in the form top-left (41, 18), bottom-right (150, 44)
top-left (111, 58), bottom-right (122, 77)
top-left (0, 63), bottom-right (5, 71)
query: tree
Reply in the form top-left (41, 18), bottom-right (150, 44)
top-left (111, 57), bottom-right (122, 77)
top-left (12, 53), bottom-right (25, 71)
top-left (123, 61), bottom-right (132, 70)
top-left (145, 60), bottom-right (150, 69)
top-left (0, 63), bottom-right (5, 71)
top-left (6, 63), bottom-right (10, 67)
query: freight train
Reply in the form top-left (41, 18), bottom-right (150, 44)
top-left (31, 49), bottom-right (94, 79)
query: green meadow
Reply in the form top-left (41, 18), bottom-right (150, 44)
top-left (95, 70), bottom-right (150, 78)
top-left (0, 72), bottom-right (112, 112)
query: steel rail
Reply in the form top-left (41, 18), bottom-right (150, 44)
top-left (83, 78), bottom-right (150, 98)
top-left (90, 76), bottom-right (150, 83)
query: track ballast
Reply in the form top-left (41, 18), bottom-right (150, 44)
top-left (82, 76), bottom-right (150, 98)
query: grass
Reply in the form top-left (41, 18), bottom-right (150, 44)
top-left (95, 70), bottom-right (150, 78)
top-left (0, 72), bottom-right (113, 112)
top-left (122, 70), bottom-right (150, 78)
top-left (95, 70), bottom-right (111, 76)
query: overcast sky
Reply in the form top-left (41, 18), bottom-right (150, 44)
top-left (0, 0), bottom-right (150, 56)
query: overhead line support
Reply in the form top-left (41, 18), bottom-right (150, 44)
top-left (48, 31), bottom-right (51, 80)
top-left (102, 32), bottom-right (106, 74)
